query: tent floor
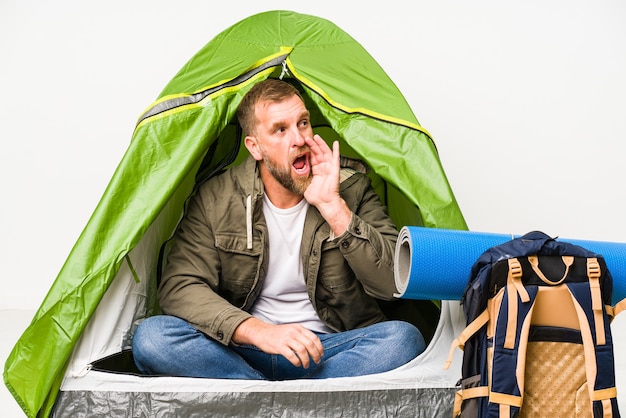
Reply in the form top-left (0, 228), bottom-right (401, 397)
top-left (52, 386), bottom-right (456, 417)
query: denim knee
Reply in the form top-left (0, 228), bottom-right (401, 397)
top-left (131, 316), bottom-right (164, 373)
top-left (385, 320), bottom-right (427, 359)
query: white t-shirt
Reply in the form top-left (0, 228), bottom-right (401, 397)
top-left (250, 194), bottom-right (332, 334)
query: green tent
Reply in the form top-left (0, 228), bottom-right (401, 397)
top-left (4, 10), bottom-right (466, 417)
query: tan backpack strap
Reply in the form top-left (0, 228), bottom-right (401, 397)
top-left (499, 404), bottom-right (511, 418)
top-left (601, 398), bottom-right (614, 417)
top-left (513, 296), bottom-right (538, 407)
top-left (569, 288), bottom-right (618, 403)
top-left (444, 309), bottom-right (490, 370)
top-left (508, 258), bottom-right (528, 301)
top-left (489, 392), bottom-right (523, 408)
top-left (505, 258), bottom-right (527, 349)
top-left (528, 255), bottom-right (574, 285)
top-left (453, 391), bottom-right (462, 417)
top-left (613, 298), bottom-right (626, 317)
top-left (587, 258), bottom-right (606, 345)
top-left (452, 386), bottom-right (490, 417)
top-left (491, 292), bottom-right (539, 414)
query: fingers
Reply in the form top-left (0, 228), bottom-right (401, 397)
top-left (332, 140), bottom-right (340, 166)
top-left (237, 319), bottom-right (324, 370)
top-left (300, 333), bottom-right (324, 367)
top-left (306, 134), bottom-right (332, 166)
top-left (307, 134), bottom-right (327, 149)
top-left (280, 327), bottom-right (324, 369)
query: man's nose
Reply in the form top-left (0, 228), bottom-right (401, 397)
top-left (291, 127), bottom-right (306, 147)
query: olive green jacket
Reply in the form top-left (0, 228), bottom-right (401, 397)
top-left (158, 156), bottom-right (399, 345)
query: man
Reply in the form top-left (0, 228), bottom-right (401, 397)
top-left (132, 79), bottom-right (425, 380)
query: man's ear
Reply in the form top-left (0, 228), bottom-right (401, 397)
top-left (244, 135), bottom-right (263, 161)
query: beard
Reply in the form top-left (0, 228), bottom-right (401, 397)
top-left (262, 149), bottom-right (312, 195)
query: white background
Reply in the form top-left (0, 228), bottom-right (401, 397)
top-left (1, 0), bottom-right (625, 415)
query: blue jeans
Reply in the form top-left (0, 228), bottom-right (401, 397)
top-left (132, 315), bottom-right (425, 380)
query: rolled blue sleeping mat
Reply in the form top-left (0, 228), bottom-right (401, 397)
top-left (394, 226), bottom-right (626, 305)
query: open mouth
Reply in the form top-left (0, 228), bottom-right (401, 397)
top-left (292, 152), bottom-right (310, 175)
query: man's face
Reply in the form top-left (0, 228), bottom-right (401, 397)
top-left (251, 94), bottom-right (314, 195)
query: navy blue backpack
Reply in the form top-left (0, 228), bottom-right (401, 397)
top-left (445, 231), bottom-right (623, 417)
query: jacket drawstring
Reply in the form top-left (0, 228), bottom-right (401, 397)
top-left (246, 194), bottom-right (252, 249)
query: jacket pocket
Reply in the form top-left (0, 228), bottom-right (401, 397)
top-left (317, 240), bottom-right (353, 291)
top-left (215, 234), bottom-right (262, 308)
top-left (316, 241), bottom-right (385, 329)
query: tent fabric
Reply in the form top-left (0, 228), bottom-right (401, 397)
top-left (4, 10), bottom-right (467, 417)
